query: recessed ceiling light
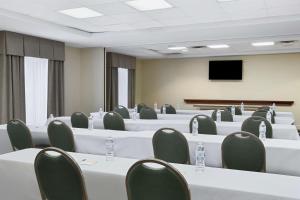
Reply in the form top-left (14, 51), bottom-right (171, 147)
top-left (59, 7), bottom-right (103, 19)
top-left (207, 44), bottom-right (230, 49)
top-left (168, 46), bottom-right (187, 50)
top-left (252, 42), bottom-right (275, 47)
top-left (126, 0), bottom-right (173, 11)
top-left (217, 0), bottom-right (234, 2)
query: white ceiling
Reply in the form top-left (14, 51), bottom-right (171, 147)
top-left (0, 0), bottom-right (300, 58)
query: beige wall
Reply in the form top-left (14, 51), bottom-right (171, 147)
top-left (64, 47), bottom-right (105, 115)
top-left (136, 53), bottom-right (300, 125)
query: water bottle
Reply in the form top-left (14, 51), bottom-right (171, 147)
top-left (162, 105), bottom-right (166, 114)
top-left (259, 121), bottom-right (267, 141)
top-left (47, 114), bottom-right (54, 126)
top-left (272, 103), bottom-right (276, 111)
top-left (176, 102), bottom-right (180, 110)
top-left (216, 110), bottom-right (221, 122)
top-left (88, 115), bottom-right (93, 130)
top-left (241, 102), bottom-right (244, 114)
top-left (133, 105), bottom-right (137, 120)
top-left (192, 118), bottom-right (198, 136)
top-left (105, 137), bottom-right (114, 161)
top-left (195, 142), bottom-right (205, 171)
top-left (266, 111), bottom-right (272, 123)
top-left (99, 107), bottom-right (103, 118)
top-left (154, 102), bottom-right (158, 110)
top-left (231, 106), bottom-right (235, 116)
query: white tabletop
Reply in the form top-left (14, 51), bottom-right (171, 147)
top-left (0, 148), bottom-right (299, 200)
top-left (1, 125), bottom-right (300, 176)
top-left (56, 116), bottom-right (299, 140)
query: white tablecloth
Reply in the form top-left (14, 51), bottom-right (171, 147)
top-left (0, 149), bottom-right (299, 200)
top-left (1, 125), bottom-right (300, 176)
top-left (56, 117), bottom-right (299, 140)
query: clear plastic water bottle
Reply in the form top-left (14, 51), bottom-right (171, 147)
top-left (195, 142), bottom-right (205, 171)
top-left (162, 105), bottom-right (166, 114)
top-left (133, 105), bottom-right (137, 120)
top-left (259, 121), bottom-right (267, 141)
top-left (154, 102), bottom-right (158, 110)
top-left (266, 111), bottom-right (272, 123)
top-left (241, 102), bottom-right (244, 114)
top-left (176, 102), bottom-right (180, 110)
top-left (99, 107), bottom-right (103, 118)
top-left (105, 137), bottom-right (114, 161)
top-left (88, 115), bottom-right (93, 130)
top-left (216, 110), bottom-right (221, 122)
top-left (272, 103), bottom-right (276, 111)
top-left (47, 114), bottom-right (54, 126)
top-left (192, 118), bottom-right (198, 136)
top-left (231, 106), bottom-right (235, 116)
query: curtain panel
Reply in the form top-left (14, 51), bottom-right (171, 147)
top-left (128, 69), bottom-right (135, 108)
top-left (0, 55), bottom-right (26, 123)
top-left (106, 53), bottom-right (119, 111)
top-left (47, 60), bottom-right (65, 117)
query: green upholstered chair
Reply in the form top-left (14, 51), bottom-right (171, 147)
top-left (48, 120), bottom-right (75, 152)
top-left (241, 116), bottom-right (273, 138)
top-left (103, 112), bottom-right (125, 131)
top-left (114, 105), bottom-right (130, 119)
top-left (226, 106), bottom-right (242, 115)
top-left (222, 131), bottom-right (266, 172)
top-left (152, 128), bottom-right (190, 164)
top-left (126, 159), bottom-right (191, 200)
top-left (34, 147), bottom-right (88, 200)
top-left (140, 107), bottom-right (158, 119)
top-left (7, 119), bottom-right (34, 151)
top-left (71, 112), bottom-right (88, 128)
top-left (211, 110), bottom-right (233, 122)
top-left (258, 106), bottom-right (276, 116)
top-left (189, 115), bottom-right (217, 135)
top-left (252, 110), bottom-right (275, 124)
top-left (137, 103), bottom-right (147, 113)
top-left (160, 104), bottom-right (176, 114)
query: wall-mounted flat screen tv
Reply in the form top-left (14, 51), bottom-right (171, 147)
top-left (209, 60), bottom-right (243, 80)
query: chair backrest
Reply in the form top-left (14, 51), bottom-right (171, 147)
top-left (160, 104), bottom-right (176, 114)
top-left (126, 159), bottom-right (191, 200)
top-left (114, 105), bottom-right (130, 119)
top-left (48, 120), bottom-right (75, 152)
top-left (189, 115), bottom-right (217, 135)
top-left (71, 112), bottom-right (88, 128)
top-left (34, 147), bottom-right (88, 200)
top-left (103, 112), bottom-right (125, 131)
top-left (140, 107), bottom-right (158, 119)
top-left (137, 103), bottom-right (147, 113)
top-left (152, 128), bottom-right (190, 164)
top-left (241, 116), bottom-right (273, 138)
top-left (252, 110), bottom-right (275, 124)
top-left (211, 110), bottom-right (233, 122)
top-left (226, 106), bottom-right (242, 115)
top-left (257, 106), bottom-right (276, 116)
top-left (222, 131), bottom-right (266, 172)
top-left (7, 119), bottom-right (33, 151)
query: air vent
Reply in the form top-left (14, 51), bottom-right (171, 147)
top-left (279, 40), bottom-right (297, 44)
top-left (164, 52), bottom-right (182, 56)
top-left (191, 45), bottom-right (206, 49)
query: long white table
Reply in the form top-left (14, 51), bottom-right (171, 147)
top-left (1, 125), bottom-right (300, 176)
top-left (0, 149), bottom-right (300, 200)
top-left (57, 117), bottom-right (299, 140)
top-left (92, 112), bottom-right (294, 125)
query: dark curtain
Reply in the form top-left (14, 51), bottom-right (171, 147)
top-left (47, 60), bottom-right (64, 117)
top-left (128, 69), bottom-right (135, 108)
top-left (106, 53), bottom-right (118, 111)
top-left (0, 55), bottom-right (26, 123)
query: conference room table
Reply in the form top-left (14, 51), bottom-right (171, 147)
top-left (0, 148), bottom-right (300, 200)
top-left (57, 116), bottom-right (299, 140)
top-left (152, 109), bottom-right (294, 118)
top-left (1, 125), bottom-right (300, 176)
top-left (91, 112), bottom-right (294, 125)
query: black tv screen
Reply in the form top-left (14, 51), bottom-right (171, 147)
top-left (209, 60), bottom-right (243, 80)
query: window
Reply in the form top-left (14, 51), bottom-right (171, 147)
top-left (24, 57), bottom-right (48, 126)
top-left (118, 68), bottom-right (128, 107)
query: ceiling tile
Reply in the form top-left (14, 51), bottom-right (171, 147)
top-left (92, 2), bottom-right (139, 15)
